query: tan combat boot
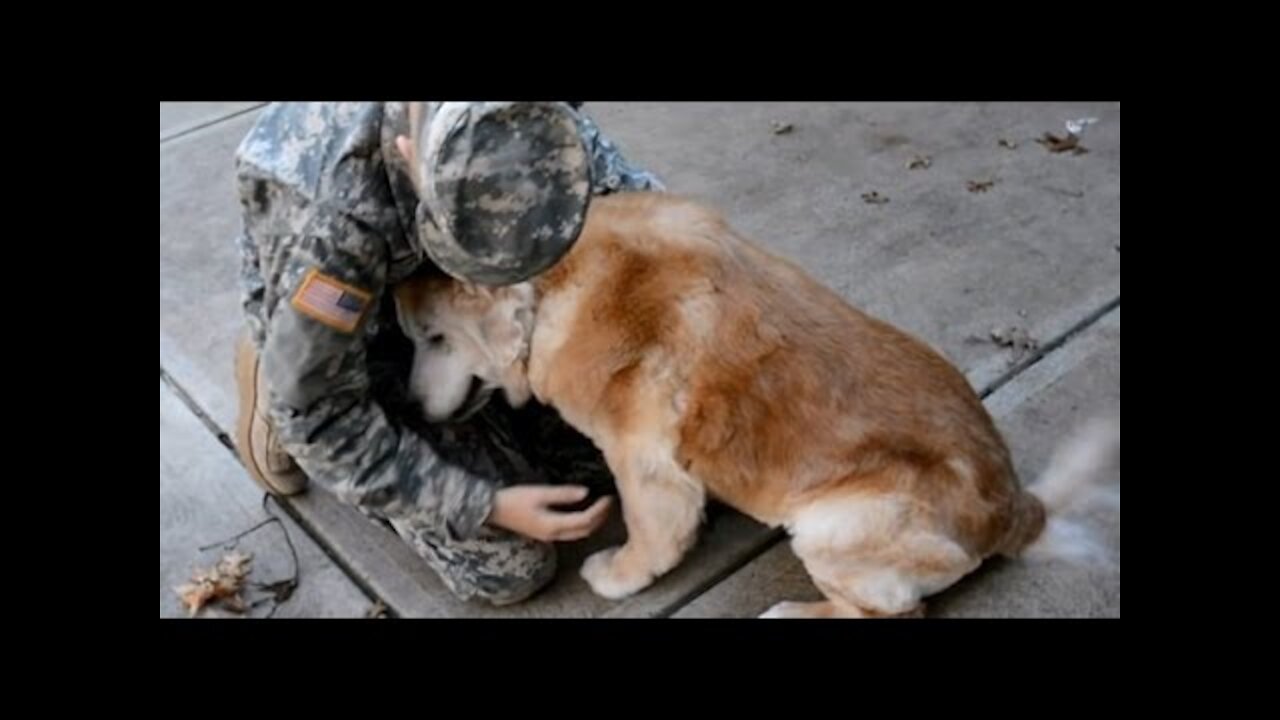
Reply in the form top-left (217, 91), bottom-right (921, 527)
top-left (234, 333), bottom-right (308, 496)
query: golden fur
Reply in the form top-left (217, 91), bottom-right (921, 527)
top-left (396, 193), bottom-right (1076, 617)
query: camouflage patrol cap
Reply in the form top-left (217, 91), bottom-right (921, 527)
top-left (414, 102), bottom-right (592, 286)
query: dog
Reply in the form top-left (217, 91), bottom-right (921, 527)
top-left (393, 192), bottom-right (1118, 618)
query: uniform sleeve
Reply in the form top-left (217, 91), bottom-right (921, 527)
top-left (574, 108), bottom-right (668, 194)
top-left (259, 211), bottom-right (497, 540)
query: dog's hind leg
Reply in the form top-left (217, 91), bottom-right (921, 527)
top-left (760, 493), bottom-right (979, 619)
top-left (580, 438), bottom-right (705, 600)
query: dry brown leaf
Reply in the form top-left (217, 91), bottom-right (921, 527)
top-left (771, 121), bottom-right (794, 135)
top-left (860, 191), bottom-right (889, 205)
top-left (222, 550), bottom-right (253, 575)
top-left (174, 551), bottom-right (253, 617)
top-left (907, 155), bottom-right (932, 170)
top-left (1036, 132), bottom-right (1089, 154)
top-left (967, 179), bottom-right (996, 193)
top-left (989, 326), bottom-right (1039, 352)
top-left (222, 594), bottom-right (249, 614)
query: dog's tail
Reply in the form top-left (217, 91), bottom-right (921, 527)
top-left (1001, 414), bottom-right (1120, 566)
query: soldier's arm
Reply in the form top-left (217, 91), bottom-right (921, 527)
top-left (259, 213), bottom-right (497, 540)
top-left (573, 107), bottom-right (667, 194)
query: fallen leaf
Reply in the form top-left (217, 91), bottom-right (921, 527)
top-left (907, 155), bottom-right (932, 170)
top-left (174, 551), bottom-right (254, 617)
top-left (860, 191), bottom-right (889, 205)
top-left (989, 326), bottom-right (1039, 353)
top-left (1036, 132), bottom-right (1089, 154)
top-left (174, 581), bottom-right (215, 617)
top-left (967, 179), bottom-right (996, 193)
top-left (771, 121), bottom-right (794, 135)
top-left (998, 138), bottom-right (1018, 149)
top-left (222, 551), bottom-right (253, 576)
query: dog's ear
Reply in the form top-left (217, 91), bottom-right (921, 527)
top-left (476, 284), bottom-right (534, 408)
top-left (480, 284), bottom-right (535, 368)
top-left (392, 273), bottom-right (456, 337)
top-left (501, 359), bottom-right (533, 408)
top-left (391, 282), bottom-right (420, 336)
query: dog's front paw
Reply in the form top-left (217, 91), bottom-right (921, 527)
top-left (580, 546), bottom-right (653, 600)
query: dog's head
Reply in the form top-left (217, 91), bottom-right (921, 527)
top-left (393, 274), bottom-right (536, 422)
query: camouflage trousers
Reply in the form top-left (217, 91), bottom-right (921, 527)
top-left (365, 323), bottom-right (615, 605)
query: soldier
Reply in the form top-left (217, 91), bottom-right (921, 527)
top-left (232, 102), bottom-right (664, 605)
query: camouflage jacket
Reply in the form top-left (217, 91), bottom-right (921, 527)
top-left (233, 102), bottom-right (663, 540)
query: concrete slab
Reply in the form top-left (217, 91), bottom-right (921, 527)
top-left (160, 102), bottom-right (265, 141)
top-left (159, 103), bottom-right (1120, 617)
top-left (160, 380), bottom-right (373, 618)
top-left (673, 308), bottom-right (1120, 618)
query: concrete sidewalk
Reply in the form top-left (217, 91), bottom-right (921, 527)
top-left (159, 102), bottom-right (1119, 618)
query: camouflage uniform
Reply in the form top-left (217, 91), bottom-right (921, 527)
top-left (233, 102), bottom-right (662, 605)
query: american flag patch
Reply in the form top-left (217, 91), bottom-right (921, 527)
top-left (290, 268), bottom-right (372, 334)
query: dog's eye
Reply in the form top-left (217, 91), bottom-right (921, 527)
top-left (427, 333), bottom-right (446, 348)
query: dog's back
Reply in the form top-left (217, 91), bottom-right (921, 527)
top-left (531, 193), bottom-right (1035, 560)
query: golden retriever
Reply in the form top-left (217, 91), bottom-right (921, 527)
top-left (393, 192), bottom-right (1118, 618)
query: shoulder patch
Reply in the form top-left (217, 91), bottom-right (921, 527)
top-left (290, 268), bottom-right (373, 334)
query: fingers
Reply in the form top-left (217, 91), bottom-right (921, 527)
top-left (550, 496), bottom-right (614, 541)
top-left (536, 485), bottom-right (590, 505)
